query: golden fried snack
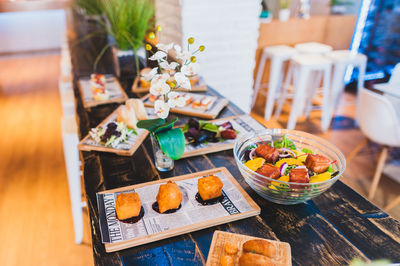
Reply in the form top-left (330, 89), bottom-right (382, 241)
top-left (198, 175), bottom-right (223, 201)
top-left (305, 154), bottom-right (330, 173)
top-left (242, 239), bottom-right (277, 258)
top-left (156, 181), bottom-right (182, 213)
top-left (239, 252), bottom-right (276, 266)
top-left (224, 242), bottom-right (238, 255)
top-left (220, 255), bottom-right (234, 266)
top-left (256, 164), bottom-right (280, 179)
top-left (115, 192), bottom-right (142, 220)
top-left (255, 145), bottom-right (279, 163)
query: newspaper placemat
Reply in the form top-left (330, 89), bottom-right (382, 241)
top-left (96, 167), bottom-right (260, 252)
top-left (141, 92), bottom-right (229, 119)
top-left (78, 75), bottom-right (128, 108)
top-left (182, 114), bottom-right (266, 158)
top-left (206, 231), bottom-right (292, 266)
top-left (78, 106), bottom-right (154, 156)
top-left (132, 76), bottom-right (207, 93)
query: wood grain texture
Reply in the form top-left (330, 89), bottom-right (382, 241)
top-left (67, 9), bottom-right (400, 266)
top-left (132, 77), bottom-right (208, 93)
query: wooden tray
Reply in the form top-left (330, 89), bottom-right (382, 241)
top-left (78, 105), bottom-right (148, 156)
top-left (78, 75), bottom-right (128, 108)
top-left (132, 76), bottom-right (207, 93)
top-left (181, 114), bottom-right (266, 159)
top-left (97, 167), bottom-right (260, 252)
top-left (206, 231), bottom-right (292, 266)
top-left (141, 92), bottom-right (229, 119)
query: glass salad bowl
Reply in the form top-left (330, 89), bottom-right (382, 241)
top-left (233, 129), bottom-right (346, 205)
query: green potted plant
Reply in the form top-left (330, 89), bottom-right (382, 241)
top-left (330, 0), bottom-right (353, 14)
top-left (97, 0), bottom-right (154, 77)
top-left (279, 0), bottom-right (291, 21)
top-left (75, 0), bottom-right (103, 19)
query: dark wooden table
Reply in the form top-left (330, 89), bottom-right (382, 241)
top-left (67, 11), bottom-right (400, 266)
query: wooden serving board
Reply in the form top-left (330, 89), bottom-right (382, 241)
top-left (206, 231), bottom-right (292, 266)
top-left (78, 105), bottom-right (148, 156)
top-left (141, 92), bottom-right (229, 119)
top-left (78, 75), bottom-right (128, 108)
top-left (181, 114), bottom-right (266, 159)
top-left (96, 167), bottom-right (260, 252)
top-left (131, 76), bottom-right (207, 93)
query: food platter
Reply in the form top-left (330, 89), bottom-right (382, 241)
top-left (78, 75), bottom-right (128, 108)
top-left (206, 231), bottom-right (291, 266)
top-left (78, 105), bottom-right (149, 156)
top-left (96, 167), bottom-right (260, 252)
top-left (141, 92), bottom-right (229, 119)
top-left (181, 115), bottom-right (266, 158)
top-left (132, 76), bottom-right (207, 93)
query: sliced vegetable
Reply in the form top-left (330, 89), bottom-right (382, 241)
top-left (272, 175), bottom-right (290, 187)
top-left (275, 158), bottom-right (304, 168)
top-left (280, 162), bottom-right (288, 175)
top-left (244, 158), bottom-right (265, 172)
top-left (301, 148), bottom-right (313, 154)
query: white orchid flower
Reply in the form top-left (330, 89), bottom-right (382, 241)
top-left (150, 73), bottom-right (170, 86)
top-left (174, 44), bottom-right (191, 63)
top-left (174, 44), bottom-right (182, 53)
top-left (141, 67), bottom-right (158, 81)
top-left (174, 72), bottom-right (191, 90)
top-left (150, 81), bottom-right (170, 96)
top-left (159, 61), bottom-right (179, 72)
top-left (156, 43), bottom-right (174, 52)
top-left (149, 51), bottom-right (167, 61)
top-left (154, 100), bottom-right (170, 119)
top-left (167, 91), bottom-right (186, 108)
top-left (181, 63), bottom-right (199, 77)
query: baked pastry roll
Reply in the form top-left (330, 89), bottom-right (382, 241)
top-left (115, 192), bottom-right (142, 220)
top-left (156, 181), bottom-right (182, 213)
top-left (242, 239), bottom-right (277, 258)
top-left (126, 99), bottom-right (148, 120)
top-left (239, 252), bottom-right (276, 266)
top-left (116, 105), bottom-right (138, 129)
top-left (197, 175), bottom-right (223, 201)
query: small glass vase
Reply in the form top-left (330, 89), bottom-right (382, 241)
top-left (150, 134), bottom-right (174, 172)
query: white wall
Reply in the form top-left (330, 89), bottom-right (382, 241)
top-left (156, 0), bottom-right (262, 113)
top-left (0, 9), bottom-right (66, 53)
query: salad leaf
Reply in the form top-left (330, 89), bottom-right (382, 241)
top-left (273, 135), bottom-right (297, 150)
top-left (327, 165), bottom-right (333, 173)
top-left (202, 123), bottom-right (219, 133)
top-left (302, 148), bottom-right (313, 154)
top-left (182, 123), bottom-right (189, 133)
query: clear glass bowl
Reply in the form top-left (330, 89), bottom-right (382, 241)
top-left (233, 129), bottom-right (346, 205)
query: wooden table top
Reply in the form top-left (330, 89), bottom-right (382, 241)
top-left (67, 10), bottom-right (400, 266)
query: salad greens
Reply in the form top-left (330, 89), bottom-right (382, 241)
top-left (273, 135), bottom-right (297, 150)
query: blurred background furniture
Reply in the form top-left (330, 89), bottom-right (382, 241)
top-left (373, 63), bottom-right (400, 97)
top-left (252, 45), bottom-right (297, 120)
top-left (348, 88), bottom-right (400, 200)
top-left (294, 41), bottom-right (332, 54)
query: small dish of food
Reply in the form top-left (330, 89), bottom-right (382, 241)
top-left (234, 129), bottom-right (346, 204)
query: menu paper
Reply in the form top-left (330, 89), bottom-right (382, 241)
top-left (97, 170), bottom-right (254, 244)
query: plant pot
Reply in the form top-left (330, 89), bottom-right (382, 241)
top-left (112, 46), bottom-right (146, 78)
top-left (150, 134), bottom-right (174, 172)
top-left (279, 9), bottom-right (290, 22)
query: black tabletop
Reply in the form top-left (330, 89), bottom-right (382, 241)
top-left (67, 10), bottom-right (400, 266)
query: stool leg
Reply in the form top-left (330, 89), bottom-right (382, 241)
top-left (264, 57), bottom-right (282, 121)
top-left (304, 70), bottom-right (322, 117)
top-left (325, 63), bottom-right (346, 132)
top-left (321, 65), bottom-right (332, 132)
top-left (252, 53), bottom-right (268, 108)
top-left (384, 195), bottom-right (400, 212)
top-left (368, 146), bottom-right (388, 200)
top-left (275, 61), bottom-right (293, 120)
top-left (287, 67), bottom-right (308, 130)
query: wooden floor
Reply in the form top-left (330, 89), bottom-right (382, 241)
top-left (0, 52), bottom-right (399, 266)
top-left (0, 52), bottom-right (93, 266)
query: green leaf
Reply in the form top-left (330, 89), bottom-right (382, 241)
top-left (137, 118), bottom-right (165, 132)
top-left (302, 148), bottom-right (313, 154)
top-left (156, 128), bottom-right (185, 160)
top-left (154, 117), bottom-right (178, 134)
top-left (327, 165), bottom-right (333, 173)
top-left (202, 123), bottom-right (219, 133)
top-left (182, 123), bottom-right (189, 133)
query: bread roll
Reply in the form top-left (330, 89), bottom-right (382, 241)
top-left (115, 192), bottom-right (142, 220)
top-left (126, 99), bottom-right (147, 120)
top-left (116, 105), bottom-right (138, 129)
top-left (242, 239), bottom-right (277, 258)
top-left (156, 181), bottom-right (182, 213)
top-left (239, 252), bottom-right (276, 266)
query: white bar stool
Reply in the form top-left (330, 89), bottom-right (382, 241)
top-left (323, 50), bottom-right (367, 131)
top-left (252, 45), bottom-right (297, 121)
top-left (276, 54), bottom-right (332, 130)
top-left (294, 42), bottom-right (333, 55)
top-left (62, 115), bottom-right (85, 244)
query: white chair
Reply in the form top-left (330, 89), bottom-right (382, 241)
top-left (275, 54), bottom-right (332, 130)
top-left (322, 50), bottom-right (367, 131)
top-left (252, 45), bottom-right (297, 121)
top-left (294, 42), bottom-right (333, 55)
top-left (62, 115), bottom-right (85, 244)
top-left (374, 63), bottom-right (400, 92)
top-left (347, 88), bottom-right (400, 200)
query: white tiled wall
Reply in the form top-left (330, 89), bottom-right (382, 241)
top-left (156, 0), bottom-right (262, 113)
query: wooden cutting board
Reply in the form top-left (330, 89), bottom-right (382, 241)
top-left (206, 231), bottom-right (292, 266)
top-left (132, 76), bottom-right (207, 93)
